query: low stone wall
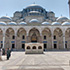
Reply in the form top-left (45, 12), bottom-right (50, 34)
top-left (25, 43), bottom-right (43, 54)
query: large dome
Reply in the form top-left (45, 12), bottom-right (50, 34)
top-left (26, 4), bottom-right (44, 9)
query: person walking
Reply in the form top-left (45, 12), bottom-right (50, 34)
top-left (9, 48), bottom-right (11, 57)
top-left (6, 48), bottom-right (10, 60)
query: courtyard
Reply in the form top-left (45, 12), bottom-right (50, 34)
top-left (0, 51), bottom-right (70, 70)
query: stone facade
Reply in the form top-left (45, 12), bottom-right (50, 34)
top-left (0, 4), bottom-right (70, 52)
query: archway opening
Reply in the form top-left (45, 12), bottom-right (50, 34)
top-left (5, 28), bottom-right (15, 49)
top-left (54, 28), bottom-right (63, 49)
top-left (29, 28), bottom-right (40, 43)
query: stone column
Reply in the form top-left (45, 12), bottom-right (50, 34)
top-left (63, 33), bottom-right (65, 49)
top-left (51, 30), bottom-right (53, 49)
top-left (40, 31), bottom-right (43, 43)
top-left (26, 31), bottom-right (29, 43)
top-left (3, 32), bottom-right (5, 49)
top-left (15, 30), bottom-right (17, 50)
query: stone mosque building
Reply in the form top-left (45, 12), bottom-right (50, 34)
top-left (0, 1), bottom-right (70, 53)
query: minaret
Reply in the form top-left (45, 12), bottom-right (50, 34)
top-left (68, 0), bottom-right (70, 17)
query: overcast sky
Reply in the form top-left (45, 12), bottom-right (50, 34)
top-left (0, 0), bottom-right (69, 18)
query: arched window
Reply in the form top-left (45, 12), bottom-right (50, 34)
top-left (32, 46), bottom-right (36, 49)
top-left (22, 35), bottom-right (25, 39)
top-left (38, 46), bottom-right (42, 49)
top-left (44, 35), bottom-right (46, 39)
top-left (27, 46), bottom-right (30, 49)
top-left (12, 35), bottom-right (15, 39)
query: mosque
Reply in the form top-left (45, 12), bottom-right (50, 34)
top-left (0, 1), bottom-right (70, 53)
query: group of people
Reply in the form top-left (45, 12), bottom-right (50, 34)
top-left (1, 48), bottom-right (11, 60)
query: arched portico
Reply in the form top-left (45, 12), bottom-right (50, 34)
top-left (28, 28), bottom-right (41, 43)
top-left (5, 28), bottom-right (15, 49)
top-left (65, 28), bottom-right (70, 49)
top-left (42, 28), bottom-right (52, 50)
top-left (17, 28), bottom-right (26, 50)
top-left (0, 29), bottom-right (3, 48)
top-left (53, 28), bottom-right (63, 49)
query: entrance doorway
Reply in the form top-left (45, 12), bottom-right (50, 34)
top-left (54, 44), bottom-right (57, 49)
top-left (65, 44), bottom-right (67, 49)
top-left (44, 44), bottom-right (47, 51)
top-left (22, 44), bottom-right (25, 50)
top-left (12, 44), bottom-right (15, 49)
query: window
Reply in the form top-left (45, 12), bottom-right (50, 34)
top-left (38, 46), bottom-right (42, 49)
top-left (12, 35), bottom-right (15, 39)
top-left (22, 35), bottom-right (25, 39)
top-left (54, 44), bottom-right (57, 49)
top-left (44, 36), bottom-right (46, 40)
top-left (44, 44), bottom-right (47, 51)
top-left (27, 46), bottom-right (30, 49)
top-left (65, 44), bottom-right (67, 49)
top-left (22, 44), bottom-right (25, 49)
top-left (44, 44), bottom-right (47, 49)
top-left (32, 46), bottom-right (36, 49)
top-left (12, 44), bottom-right (15, 49)
top-left (54, 35), bottom-right (56, 39)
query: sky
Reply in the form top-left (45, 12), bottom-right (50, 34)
top-left (0, 0), bottom-right (69, 18)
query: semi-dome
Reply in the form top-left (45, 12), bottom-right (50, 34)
top-left (1, 16), bottom-right (12, 20)
top-left (57, 16), bottom-right (68, 21)
top-left (29, 19), bottom-right (39, 23)
top-left (0, 22), bottom-right (7, 25)
top-left (8, 22), bottom-right (17, 25)
top-left (26, 4), bottom-right (43, 9)
top-left (42, 22), bottom-right (51, 25)
top-left (52, 22), bottom-right (61, 25)
top-left (62, 22), bottom-right (70, 25)
top-left (19, 22), bottom-right (27, 25)
top-left (49, 11), bottom-right (54, 14)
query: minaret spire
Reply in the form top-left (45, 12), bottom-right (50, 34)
top-left (68, 0), bottom-right (70, 17)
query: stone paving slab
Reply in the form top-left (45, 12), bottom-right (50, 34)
top-left (0, 52), bottom-right (70, 70)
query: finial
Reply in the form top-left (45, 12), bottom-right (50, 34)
top-left (6, 14), bottom-right (8, 16)
top-left (61, 14), bottom-right (62, 17)
top-left (33, 2), bottom-right (35, 4)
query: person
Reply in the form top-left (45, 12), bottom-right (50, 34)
top-left (2, 48), bottom-right (5, 55)
top-left (9, 48), bottom-right (11, 57)
top-left (6, 48), bottom-right (10, 60)
top-left (0, 47), bottom-right (2, 60)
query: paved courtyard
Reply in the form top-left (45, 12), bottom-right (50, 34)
top-left (0, 51), bottom-right (70, 70)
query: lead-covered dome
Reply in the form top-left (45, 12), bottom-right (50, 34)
top-left (0, 16), bottom-right (12, 20)
top-left (19, 22), bottom-right (27, 25)
top-left (26, 4), bottom-right (43, 9)
top-left (0, 22), bottom-right (7, 25)
top-left (42, 22), bottom-right (51, 25)
top-left (29, 19), bottom-right (39, 23)
top-left (52, 22), bottom-right (61, 25)
top-left (62, 22), bottom-right (70, 26)
top-left (56, 16), bottom-right (68, 22)
top-left (8, 22), bottom-right (17, 25)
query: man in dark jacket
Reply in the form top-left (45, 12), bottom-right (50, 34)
top-left (7, 48), bottom-right (10, 60)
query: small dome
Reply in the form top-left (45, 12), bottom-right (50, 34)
top-left (0, 22), bottom-right (7, 25)
top-left (19, 22), bottom-right (27, 25)
top-left (57, 16), bottom-right (68, 21)
top-left (8, 22), bottom-right (17, 25)
top-left (29, 19), bottom-right (39, 23)
top-left (49, 11), bottom-right (54, 14)
top-left (42, 22), bottom-right (51, 25)
top-left (52, 22), bottom-right (61, 25)
top-left (1, 16), bottom-right (12, 20)
top-left (62, 22), bottom-right (70, 25)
